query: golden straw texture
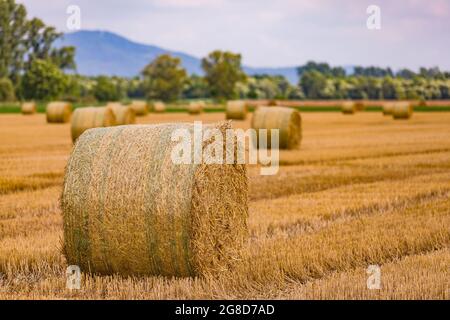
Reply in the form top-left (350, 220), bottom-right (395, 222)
top-left (383, 102), bottom-right (396, 116)
top-left (106, 102), bottom-right (123, 108)
top-left (188, 101), bottom-right (204, 114)
top-left (46, 101), bottom-right (72, 123)
top-left (251, 106), bottom-right (302, 149)
top-left (70, 107), bottom-right (116, 142)
top-left (153, 101), bottom-right (166, 113)
top-left (341, 101), bottom-right (356, 114)
top-left (110, 105), bottom-right (136, 125)
top-left (355, 101), bottom-right (365, 111)
top-left (129, 100), bottom-right (149, 116)
top-left (61, 122), bottom-right (248, 277)
top-left (226, 100), bottom-right (248, 120)
top-left (21, 102), bottom-right (37, 115)
top-left (392, 102), bottom-right (414, 120)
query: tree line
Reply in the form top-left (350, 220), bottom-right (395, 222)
top-left (1, 0), bottom-right (449, 103)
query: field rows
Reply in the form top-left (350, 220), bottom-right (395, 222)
top-left (0, 112), bottom-right (449, 299)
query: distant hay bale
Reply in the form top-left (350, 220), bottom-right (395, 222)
top-left (106, 102), bottom-right (123, 109)
top-left (392, 102), bottom-right (413, 120)
top-left (46, 101), bottom-right (72, 123)
top-left (61, 122), bottom-right (248, 277)
top-left (226, 100), bottom-right (248, 120)
top-left (382, 102), bottom-right (396, 116)
top-left (21, 102), bottom-right (37, 115)
top-left (129, 100), bottom-right (149, 116)
top-left (188, 101), bottom-right (204, 114)
top-left (153, 101), bottom-right (166, 113)
top-left (355, 101), bottom-right (365, 111)
top-left (341, 101), bottom-right (356, 114)
top-left (70, 107), bottom-right (116, 142)
top-left (110, 105), bottom-right (136, 125)
top-left (251, 106), bottom-right (302, 149)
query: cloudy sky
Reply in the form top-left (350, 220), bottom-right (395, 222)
top-left (17, 0), bottom-right (450, 70)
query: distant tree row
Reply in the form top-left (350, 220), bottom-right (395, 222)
top-left (298, 62), bottom-right (450, 100)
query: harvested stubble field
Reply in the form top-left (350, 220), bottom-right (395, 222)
top-left (0, 111), bottom-right (449, 300)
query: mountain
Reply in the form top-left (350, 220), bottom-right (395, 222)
top-left (56, 30), bottom-right (301, 83)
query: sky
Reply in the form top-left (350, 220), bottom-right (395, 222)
top-left (16, 0), bottom-right (450, 70)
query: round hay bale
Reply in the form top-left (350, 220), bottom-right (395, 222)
top-left (70, 107), bottom-right (116, 142)
top-left (61, 122), bottom-right (248, 277)
top-left (110, 105), bottom-right (136, 125)
top-left (106, 102), bottom-right (123, 108)
top-left (392, 102), bottom-right (413, 120)
top-left (226, 100), bottom-right (248, 120)
top-left (382, 102), bottom-right (396, 116)
top-left (46, 101), bottom-right (72, 123)
top-left (188, 101), bottom-right (204, 114)
top-left (251, 106), bottom-right (302, 149)
top-left (355, 101), bottom-right (365, 111)
top-left (153, 101), bottom-right (166, 113)
top-left (129, 100), bottom-right (149, 116)
top-left (21, 102), bottom-right (37, 115)
top-left (341, 101), bottom-right (356, 114)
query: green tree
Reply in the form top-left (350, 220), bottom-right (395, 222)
top-left (21, 59), bottom-right (68, 100)
top-left (382, 77), bottom-right (407, 99)
top-left (183, 74), bottom-right (209, 99)
top-left (92, 76), bottom-right (122, 102)
top-left (50, 46), bottom-right (76, 70)
top-left (299, 70), bottom-right (327, 99)
top-left (201, 50), bottom-right (246, 100)
top-left (142, 54), bottom-right (187, 102)
top-left (0, 0), bottom-right (28, 82)
top-left (0, 77), bottom-right (16, 101)
top-left (0, 0), bottom-right (76, 87)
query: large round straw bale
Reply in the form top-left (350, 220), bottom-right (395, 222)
top-left (70, 107), bottom-right (116, 142)
top-left (392, 102), bottom-right (413, 120)
top-left (153, 101), bottom-right (166, 113)
top-left (21, 102), bottom-right (37, 115)
top-left (226, 100), bottom-right (248, 120)
top-left (188, 101), bottom-right (204, 114)
top-left (61, 122), bottom-right (248, 277)
top-left (129, 100), bottom-right (149, 116)
top-left (341, 101), bottom-right (356, 114)
top-left (251, 106), bottom-right (302, 149)
top-left (46, 101), bottom-right (72, 123)
top-left (110, 105), bottom-right (136, 125)
top-left (382, 102), bottom-right (395, 116)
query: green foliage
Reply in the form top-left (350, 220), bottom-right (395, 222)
top-left (50, 46), bottom-right (76, 70)
top-left (21, 59), bottom-right (68, 101)
top-left (0, 0), bottom-right (76, 100)
top-left (300, 71), bottom-right (327, 99)
top-left (0, 0), bottom-right (28, 82)
top-left (183, 74), bottom-right (209, 99)
top-left (237, 74), bottom-right (301, 100)
top-left (142, 54), bottom-right (187, 102)
top-left (92, 76), bottom-right (123, 102)
top-left (126, 76), bottom-right (146, 99)
top-left (0, 77), bottom-right (16, 101)
top-left (297, 61), bottom-right (345, 77)
top-left (353, 66), bottom-right (393, 77)
top-left (202, 50), bottom-right (246, 100)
